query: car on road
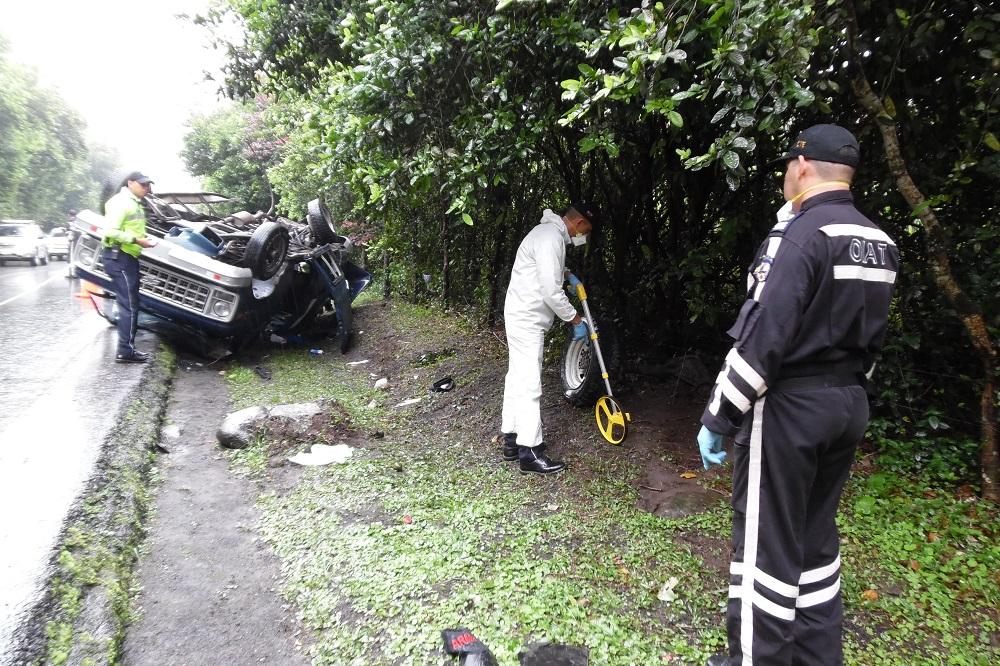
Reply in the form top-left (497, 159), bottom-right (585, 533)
top-left (47, 227), bottom-right (70, 261)
top-left (0, 220), bottom-right (48, 266)
top-left (70, 193), bottom-right (371, 357)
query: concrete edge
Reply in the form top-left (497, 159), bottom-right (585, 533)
top-left (9, 345), bottom-right (176, 666)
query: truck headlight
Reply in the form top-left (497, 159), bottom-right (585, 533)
top-left (211, 299), bottom-right (232, 318)
top-left (207, 291), bottom-right (237, 320)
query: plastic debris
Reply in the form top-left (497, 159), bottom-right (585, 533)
top-left (375, 377), bottom-right (389, 390)
top-left (346, 359), bottom-right (370, 366)
top-left (442, 628), bottom-right (498, 666)
top-left (395, 397), bottom-right (422, 408)
top-left (269, 333), bottom-right (287, 344)
top-left (254, 365), bottom-right (273, 380)
top-left (366, 399), bottom-right (378, 410)
top-left (657, 576), bottom-right (680, 604)
top-left (432, 376), bottom-right (455, 392)
top-left (309, 348), bottom-right (324, 355)
top-left (288, 444), bottom-right (354, 466)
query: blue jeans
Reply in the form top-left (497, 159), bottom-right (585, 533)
top-left (103, 248), bottom-right (140, 356)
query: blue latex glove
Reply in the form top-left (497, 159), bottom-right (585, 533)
top-left (572, 321), bottom-right (588, 341)
top-left (697, 425), bottom-right (727, 470)
top-left (567, 272), bottom-right (582, 288)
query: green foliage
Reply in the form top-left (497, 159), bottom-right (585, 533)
top-left (202, 1), bottom-right (999, 465)
top-left (841, 469), bottom-right (1000, 663)
top-left (0, 38), bottom-right (112, 225)
top-left (181, 99), bottom-right (282, 212)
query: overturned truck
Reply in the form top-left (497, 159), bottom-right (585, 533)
top-left (71, 193), bottom-right (371, 356)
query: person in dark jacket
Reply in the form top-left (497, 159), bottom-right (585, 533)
top-left (699, 124), bottom-right (899, 666)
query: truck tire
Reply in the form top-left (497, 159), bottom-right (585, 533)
top-left (306, 199), bottom-right (346, 246)
top-left (243, 221), bottom-right (289, 280)
top-left (560, 316), bottom-right (622, 407)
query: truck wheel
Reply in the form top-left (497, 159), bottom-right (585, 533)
top-left (560, 316), bottom-right (622, 407)
top-left (306, 199), bottom-right (344, 246)
top-left (243, 221), bottom-right (289, 280)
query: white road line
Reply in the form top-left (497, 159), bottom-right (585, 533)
top-left (0, 273), bottom-right (63, 308)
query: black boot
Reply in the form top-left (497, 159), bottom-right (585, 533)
top-left (518, 445), bottom-right (566, 475)
top-left (501, 433), bottom-right (518, 462)
top-left (705, 656), bottom-right (728, 666)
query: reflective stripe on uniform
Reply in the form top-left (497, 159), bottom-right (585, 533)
top-left (819, 224), bottom-right (896, 245)
top-left (726, 348), bottom-right (767, 396)
top-left (740, 398), bottom-right (767, 665)
top-left (832, 265), bottom-right (897, 283)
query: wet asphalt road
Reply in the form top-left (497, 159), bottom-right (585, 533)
top-left (0, 261), bottom-right (153, 663)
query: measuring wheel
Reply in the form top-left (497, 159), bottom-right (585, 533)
top-left (595, 395), bottom-right (630, 445)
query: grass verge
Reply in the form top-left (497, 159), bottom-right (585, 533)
top-left (26, 348), bottom-right (175, 665)
top-left (226, 301), bottom-right (999, 665)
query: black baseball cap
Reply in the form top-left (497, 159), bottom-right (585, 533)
top-left (570, 200), bottom-right (600, 226)
top-left (776, 124), bottom-right (860, 168)
top-left (125, 171), bottom-right (154, 185)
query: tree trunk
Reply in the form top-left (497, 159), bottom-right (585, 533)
top-left (850, 63), bottom-right (999, 502)
top-left (382, 248), bottom-right (391, 301)
top-left (441, 216), bottom-right (450, 305)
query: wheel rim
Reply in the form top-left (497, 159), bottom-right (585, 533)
top-left (261, 234), bottom-right (288, 276)
top-left (562, 338), bottom-right (591, 390)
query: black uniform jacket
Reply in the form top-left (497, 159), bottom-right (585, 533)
top-left (701, 190), bottom-right (900, 436)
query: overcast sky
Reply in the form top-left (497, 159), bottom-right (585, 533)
top-left (0, 0), bottom-right (232, 191)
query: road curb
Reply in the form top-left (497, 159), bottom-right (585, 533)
top-left (9, 346), bottom-right (176, 665)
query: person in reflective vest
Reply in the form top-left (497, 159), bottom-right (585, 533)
top-left (102, 171), bottom-right (158, 363)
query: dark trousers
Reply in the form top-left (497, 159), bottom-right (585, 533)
top-left (103, 248), bottom-right (140, 356)
top-left (725, 386), bottom-right (868, 665)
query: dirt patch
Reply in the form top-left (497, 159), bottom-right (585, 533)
top-left (121, 358), bottom-right (307, 665)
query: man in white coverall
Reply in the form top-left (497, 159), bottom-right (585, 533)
top-left (500, 202), bottom-right (596, 475)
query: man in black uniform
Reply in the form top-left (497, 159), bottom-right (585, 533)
top-left (698, 124), bottom-right (898, 666)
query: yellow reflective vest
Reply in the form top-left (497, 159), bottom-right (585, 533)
top-left (102, 187), bottom-right (147, 258)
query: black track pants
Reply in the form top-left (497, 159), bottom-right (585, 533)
top-left (725, 386), bottom-right (868, 665)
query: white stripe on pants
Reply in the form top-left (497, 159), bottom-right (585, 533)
top-left (500, 323), bottom-right (545, 447)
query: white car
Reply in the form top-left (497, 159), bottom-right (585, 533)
top-left (0, 220), bottom-right (48, 266)
top-left (47, 227), bottom-right (70, 261)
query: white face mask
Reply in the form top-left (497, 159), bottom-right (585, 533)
top-left (571, 234), bottom-right (588, 247)
top-left (775, 200), bottom-right (795, 224)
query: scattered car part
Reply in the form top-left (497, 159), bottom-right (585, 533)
top-left (432, 376), bottom-right (455, 392)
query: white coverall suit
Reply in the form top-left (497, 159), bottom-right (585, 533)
top-left (501, 210), bottom-right (578, 448)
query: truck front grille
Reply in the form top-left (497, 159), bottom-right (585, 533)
top-left (140, 265), bottom-right (211, 312)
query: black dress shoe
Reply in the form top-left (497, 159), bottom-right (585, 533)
top-left (518, 445), bottom-right (566, 475)
top-left (706, 655), bottom-right (728, 666)
top-left (501, 433), bottom-right (518, 461)
top-left (115, 351), bottom-right (149, 363)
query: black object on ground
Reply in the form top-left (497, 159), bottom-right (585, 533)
top-left (441, 628), bottom-right (499, 665)
top-left (253, 365), bottom-right (273, 380)
top-left (432, 376), bottom-right (455, 392)
top-left (518, 642), bottom-right (589, 665)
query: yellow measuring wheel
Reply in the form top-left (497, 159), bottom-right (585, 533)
top-left (595, 395), bottom-right (630, 445)
top-left (574, 280), bottom-right (631, 445)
